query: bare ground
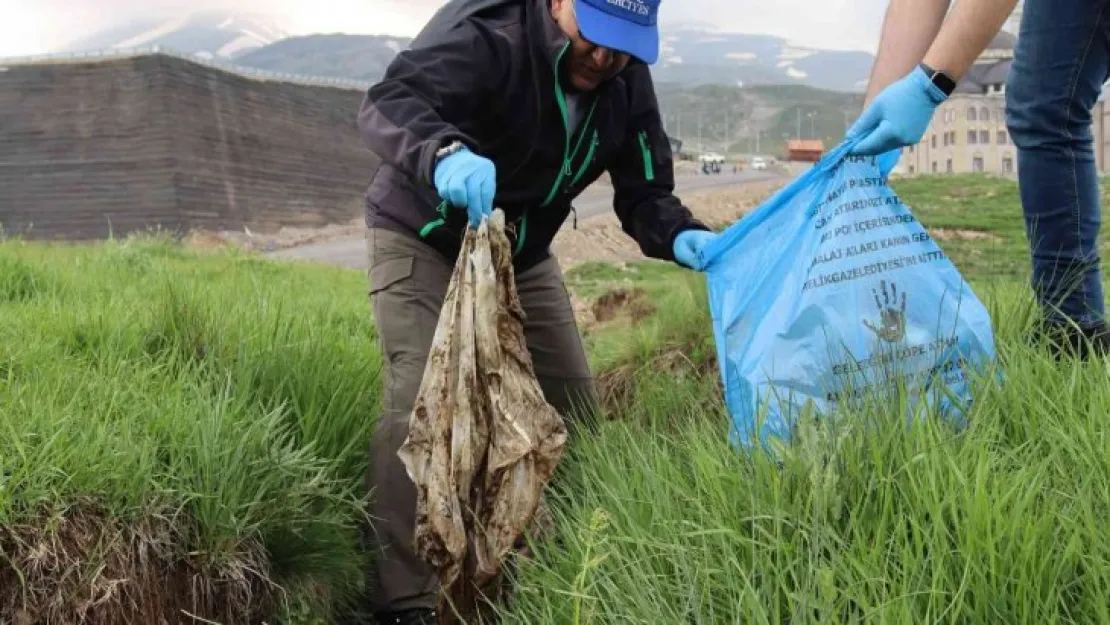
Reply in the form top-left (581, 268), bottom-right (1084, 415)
top-left (550, 180), bottom-right (785, 270)
top-left (930, 228), bottom-right (1003, 242)
top-left (189, 218), bottom-right (368, 253)
top-left (0, 500), bottom-right (273, 625)
top-left (191, 162), bottom-right (774, 256)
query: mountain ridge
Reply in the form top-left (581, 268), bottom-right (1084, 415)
top-left (234, 29), bottom-right (874, 92)
top-left (55, 11), bottom-right (289, 61)
top-left (48, 12), bottom-right (874, 93)
top-left (37, 11), bottom-right (870, 155)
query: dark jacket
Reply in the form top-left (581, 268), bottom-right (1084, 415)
top-left (356, 0), bottom-right (709, 271)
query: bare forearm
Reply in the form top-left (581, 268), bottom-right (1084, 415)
top-left (922, 0), bottom-right (1019, 79)
top-left (864, 0), bottom-right (950, 105)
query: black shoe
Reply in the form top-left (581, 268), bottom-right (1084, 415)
top-left (373, 608), bottom-right (437, 625)
top-left (1034, 319), bottom-right (1110, 360)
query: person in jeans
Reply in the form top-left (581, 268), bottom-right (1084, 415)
top-left (355, 0), bottom-right (716, 622)
top-left (847, 0), bottom-right (1110, 358)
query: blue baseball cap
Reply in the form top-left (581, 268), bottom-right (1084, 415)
top-left (574, 0), bottom-right (661, 65)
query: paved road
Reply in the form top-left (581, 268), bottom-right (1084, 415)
top-left (268, 169), bottom-right (787, 270)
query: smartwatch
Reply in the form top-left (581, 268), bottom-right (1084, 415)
top-left (919, 62), bottom-right (957, 97)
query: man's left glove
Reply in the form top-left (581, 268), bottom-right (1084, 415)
top-left (673, 229), bottom-right (717, 271)
top-left (846, 65), bottom-right (948, 156)
top-left (433, 146), bottom-right (497, 227)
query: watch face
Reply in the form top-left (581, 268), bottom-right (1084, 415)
top-left (936, 72), bottom-right (956, 94)
top-left (921, 63), bottom-right (956, 95)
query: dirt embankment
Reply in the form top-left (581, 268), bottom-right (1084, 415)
top-left (188, 218), bottom-right (367, 252)
top-left (550, 180), bottom-right (784, 270)
top-left (192, 179), bottom-right (786, 264)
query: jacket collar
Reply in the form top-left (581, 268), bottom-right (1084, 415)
top-left (527, 0), bottom-right (572, 70)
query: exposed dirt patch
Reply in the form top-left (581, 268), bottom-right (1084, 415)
top-left (571, 286), bottom-right (659, 334)
top-left (596, 348), bottom-right (722, 418)
top-left (186, 217), bottom-right (367, 252)
top-left (596, 365), bottom-right (637, 418)
top-left (187, 167), bottom-right (709, 255)
top-left (0, 500), bottom-right (274, 625)
top-left (180, 230), bottom-right (231, 250)
top-left (569, 292), bottom-right (595, 329)
top-left (930, 228), bottom-right (1002, 242)
top-left (592, 288), bottom-right (655, 324)
top-left (551, 180), bottom-right (784, 271)
top-left (940, 186), bottom-right (1002, 201)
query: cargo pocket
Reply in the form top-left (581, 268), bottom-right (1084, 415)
top-left (367, 254), bottom-right (417, 414)
top-left (369, 256), bottom-right (414, 296)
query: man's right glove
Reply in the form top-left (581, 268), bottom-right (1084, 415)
top-left (847, 65), bottom-right (949, 156)
top-left (673, 229), bottom-right (717, 271)
top-left (433, 146), bottom-right (496, 227)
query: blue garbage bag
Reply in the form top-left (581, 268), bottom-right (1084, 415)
top-left (698, 139), bottom-right (997, 451)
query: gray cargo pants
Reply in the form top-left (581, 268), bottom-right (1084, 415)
top-left (364, 227), bottom-right (598, 614)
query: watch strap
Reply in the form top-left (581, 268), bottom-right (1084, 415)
top-left (435, 140), bottom-right (465, 161)
top-left (919, 62), bottom-right (956, 97)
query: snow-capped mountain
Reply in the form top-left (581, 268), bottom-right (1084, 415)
top-left (233, 27), bottom-right (873, 92)
top-left (55, 15), bottom-right (874, 92)
top-left (234, 33), bottom-right (412, 82)
top-left (58, 12), bottom-right (289, 60)
top-left (654, 29), bottom-right (875, 92)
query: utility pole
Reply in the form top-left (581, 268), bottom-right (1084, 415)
top-left (697, 109), bottom-right (703, 152)
top-left (725, 111), bottom-right (730, 155)
top-left (796, 108), bottom-right (801, 140)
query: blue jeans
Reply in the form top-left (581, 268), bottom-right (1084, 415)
top-left (1006, 0), bottom-right (1110, 327)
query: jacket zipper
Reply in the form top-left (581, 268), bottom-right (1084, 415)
top-left (519, 40), bottom-right (598, 256)
top-left (541, 42), bottom-right (599, 207)
top-left (637, 130), bottom-right (655, 181)
top-left (540, 41), bottom-right (573, 209)
top-left (569, 130), bottom-right (600, 188)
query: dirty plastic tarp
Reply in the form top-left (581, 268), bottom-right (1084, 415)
top-left (397, 209), bottom-right (568, 620)
top-left (699, 140), bottom-right (997, 451)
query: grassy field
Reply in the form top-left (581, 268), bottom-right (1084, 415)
top-left (2, 173), bottom-right (1110, 623)
top-left (0, 240), bottom-right (380, 623)
top-left (890, 172), bottom-right (1110, 281)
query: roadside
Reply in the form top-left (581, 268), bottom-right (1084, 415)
top-left (551, 180), bottom-right (783, 270)
top-left (244, 170), bottom-right (794, 271)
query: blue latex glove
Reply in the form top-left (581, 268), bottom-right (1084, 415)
top-left (878, 148), bottom-right (902, 177)
top-left (433, 146), bottom-right (496, 227)
top-left (847, 65), bottom-right (948, 156)
top-left (673, 229), bottom-right (717, 271)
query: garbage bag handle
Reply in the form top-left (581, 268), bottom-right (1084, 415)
top-left (741, 134), bottom-right (865, 222)
top-left (800, 134), bottom-right (865, 179)
top-left (698, 134), bottom-right (867, 270)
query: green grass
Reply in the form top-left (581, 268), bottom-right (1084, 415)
top-left (890, 173), bottom-right (1110, 281)
top-left (499, 174), bottom-right (1110, 624)
top-left (494, 277), bottom-right (1110, 624)
top-left (0, 234), bottom-right (380, 623)
top-left (2, 173), bottom-right (1110, 623)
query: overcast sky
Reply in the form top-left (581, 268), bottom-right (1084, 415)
top-left (1, 0), bottom-right (894, 58)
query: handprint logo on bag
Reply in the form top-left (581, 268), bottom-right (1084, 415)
top-left (863, 280), bottom-right (906, 342)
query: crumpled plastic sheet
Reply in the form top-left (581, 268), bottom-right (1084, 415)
top-left (397, 209), bottom-right (568, 623)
